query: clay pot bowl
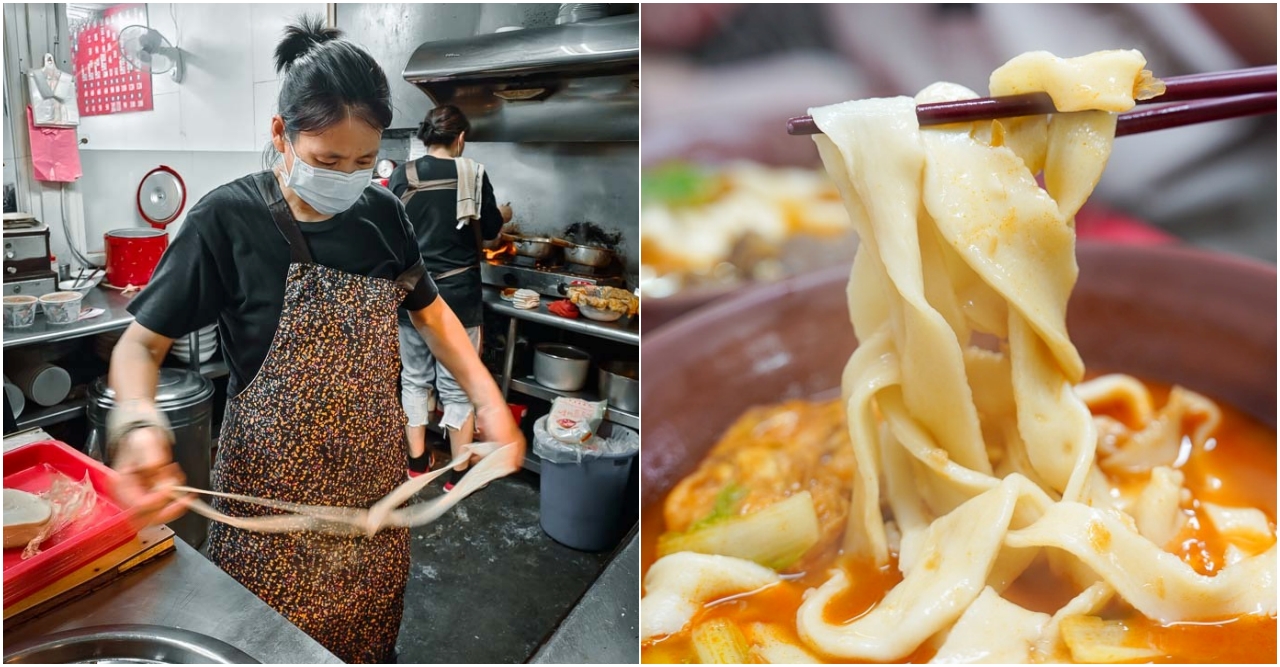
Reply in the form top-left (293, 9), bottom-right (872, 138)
top-left (641, 241), bottom-right (1277, 503)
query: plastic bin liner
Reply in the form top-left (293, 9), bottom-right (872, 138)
top-left (533, 416), bottom-right (640, 464)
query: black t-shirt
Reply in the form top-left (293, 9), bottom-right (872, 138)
top-left (388, 156), bottom-right (504, 327)
top-left (128, 170), bottom-right (438, 397)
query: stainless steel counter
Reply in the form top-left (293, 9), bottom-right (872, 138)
top-left (530, 529), bottom-right (639, 664)
top-left (483, 287), bottom-right (639, 346)
top-left (3, 539), bottom-right (340, 664)
top-left (3, 287), bottom-right (136, 349)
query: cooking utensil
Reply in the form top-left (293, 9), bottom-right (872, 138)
top-left (104, 228), bottom-right (168, 288)
top-left (136, 165), bottom-right (187, 229)
top-left (563, 243), bottom-right (615, 268)
top-left (788, 65), bottom-right (1278, 135)
top-left (641, 242), bottom-right (1276, 502)
top-left (534, 343), bottom-right (591, 392)
top-left (598, 361), bottom-right (639, 412)
top-left (510, 236), bottom-right (563, 262)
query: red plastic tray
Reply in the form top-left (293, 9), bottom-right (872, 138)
top-left (3, 440), bottom-right (137, 607)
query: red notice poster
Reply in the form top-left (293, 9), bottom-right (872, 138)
top-left (71, 3), bottom-right (153, 117)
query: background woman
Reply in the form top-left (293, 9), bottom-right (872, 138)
top-left (389, 105), bottom-right (512, 487)
top-left (106, 18), bottom-right (524, 663)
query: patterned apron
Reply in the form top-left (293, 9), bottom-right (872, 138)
top-left (207, 174), bottom-right (415, 663)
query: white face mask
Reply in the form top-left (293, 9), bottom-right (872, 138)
top-left (282, 140), bottom-right (373, 215)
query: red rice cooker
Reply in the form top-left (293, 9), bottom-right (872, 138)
top-left (104, 229), bottom-right (168, 288)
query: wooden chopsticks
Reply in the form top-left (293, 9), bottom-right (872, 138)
top-left (786, 65), bottom-right (1277, 136)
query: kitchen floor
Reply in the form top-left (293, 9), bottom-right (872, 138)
top-left (395, 463), bottom-right (616, 664)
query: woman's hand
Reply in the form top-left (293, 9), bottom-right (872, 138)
top-left (474, 402), bottom-right (527, 464)
top-left (112, 425), bottom-right (190, 530)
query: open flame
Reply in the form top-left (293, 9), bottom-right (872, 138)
top-left (483, 239), bottom-right (515, 261)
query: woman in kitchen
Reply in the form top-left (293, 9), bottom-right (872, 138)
top-left (388, 105), bottom-right (512, 487)
top-left (105, 17), bottom-right (525, 664)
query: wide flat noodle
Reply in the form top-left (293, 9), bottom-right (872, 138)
top-left (172, 442), bottom-right (520, 536)
top-left (797, 477), bottom-right (1026, 662)
top-left (929, 586), bottom-right (1050, 664)
top-left (798, 48), bottom-right (1276, 663)
top-left (1005, 502), bottom-right (1277, 622)
top-left (641, 552), bottom-right (780, 641)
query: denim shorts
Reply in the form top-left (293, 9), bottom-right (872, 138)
top-left (399, 322), bottom-right (481, 428)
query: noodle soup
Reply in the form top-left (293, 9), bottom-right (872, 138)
top-left (640, 49), bottom-right (1277, 664)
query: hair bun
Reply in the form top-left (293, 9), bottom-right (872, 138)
top-left (275, 15), bottom-right (343, 75)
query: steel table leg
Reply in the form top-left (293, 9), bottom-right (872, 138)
top-left (501, 317), bottom-right (519, 399)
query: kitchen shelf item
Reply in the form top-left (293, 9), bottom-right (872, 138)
top-left (3, 295), bottom-right (38, 329)
top-left (6, 361), bottom-right (71, 407)
top-left (104, 228), bottom-right (168, 288)
top-left (534, 343), bottom-right (591, 392)
top-left (3, 440), bottom-right (138, 608)
top-left (598, 361), bottom-right (639, 413)
top-left (38, 291), bottom-right (84, 325)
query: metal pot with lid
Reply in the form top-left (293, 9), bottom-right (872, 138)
top-left (85, 369), bottom-right (215, 548)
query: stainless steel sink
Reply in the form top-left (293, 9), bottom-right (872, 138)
top-left (4, 625), bottom-right (258, 664)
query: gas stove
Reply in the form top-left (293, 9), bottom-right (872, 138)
top-left (481, 258), bottom-right (626, 298)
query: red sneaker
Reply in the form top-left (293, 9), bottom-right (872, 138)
top-left (443, 468), bottom-right (466, 492)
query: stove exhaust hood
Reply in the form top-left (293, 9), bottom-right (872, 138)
top-left (402, 11), bottom-right (637, 142)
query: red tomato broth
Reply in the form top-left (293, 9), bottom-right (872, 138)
top-left (641, 378), bottom-right (1277, 663)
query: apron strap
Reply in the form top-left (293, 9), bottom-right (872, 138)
top-left (400, 159), bottom-right (488, 273)
top-left (254, 171), bottom-right (314, 265)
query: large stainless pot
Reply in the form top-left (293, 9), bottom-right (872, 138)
top-left (85, 369), bottom-right (215, 549)
top-left (534, 343), bottom-right (591, 392)
top-left (598, 361), bottom-right (638, 412)
top-left (3, 624), bottom-right (258, 663)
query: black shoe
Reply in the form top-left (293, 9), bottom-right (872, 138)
top-left (443, 468), bottom-right (466, 491)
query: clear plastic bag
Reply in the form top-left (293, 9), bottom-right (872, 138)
top-left (534, 416), bottom-right (640, 464)
top-left (21, 467), bottom-right (98, 559)
top-left (547, 397), bottom-right (607, 444)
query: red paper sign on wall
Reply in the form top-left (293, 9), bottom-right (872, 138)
top-left (71, 3), bottom-right (152, 117)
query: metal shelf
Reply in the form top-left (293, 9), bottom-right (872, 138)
top-left (508, 377), bottom-right (638, 430)
top-left (10, 361), bottom-right (230, 432)
top-left (14, 399), bottom-right (87, 431)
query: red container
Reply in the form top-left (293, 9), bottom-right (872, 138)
top-left (104, 228), bottom-right (168, 288)
top-left (3, 441), bottom-right (137, 608)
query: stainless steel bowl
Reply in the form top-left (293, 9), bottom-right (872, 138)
top-left (598, 361), bottom-right (639, 412)
top-left (3, 624), bottom-right (258, 663)
top-left (534, 343), bottom-right (591, 392)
